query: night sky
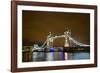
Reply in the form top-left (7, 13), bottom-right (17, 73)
top-left (22, 10), bottom-right (90, 46)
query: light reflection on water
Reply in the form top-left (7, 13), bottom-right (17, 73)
top-left (22, 47), bottom-right (90, 62)
top-left (71, 52), bottom-right (90, 60)
top-left (32, 52), bottom-right (90, 61)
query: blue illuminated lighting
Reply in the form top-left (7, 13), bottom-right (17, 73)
top-left (50, 48), bottom-right (55, 52)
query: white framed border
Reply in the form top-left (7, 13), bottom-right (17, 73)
top-left (17, 5), bottom-right (95, 68)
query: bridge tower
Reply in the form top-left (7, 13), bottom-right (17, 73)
top-left (64, 30), bottom-right (71, 47)
top-left (47, 32), bottom-right (54, 48)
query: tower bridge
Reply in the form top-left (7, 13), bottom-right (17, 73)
top-left (34, 30), bottom-right (90, 50)
top-left (22, 30), bottom-right (90, 62)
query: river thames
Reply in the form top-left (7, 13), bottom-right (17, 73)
top-left (22, 47), bottom-right (90, 62)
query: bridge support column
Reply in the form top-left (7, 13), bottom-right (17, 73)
top-left (64, 31), bottom-right (70, 47)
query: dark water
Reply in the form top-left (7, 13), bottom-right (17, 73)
top-left (32, 52), bottom-right (90, 61)
top-left (23, 47), bottom-right (90, 62)
top-left (70, 52), bottom-right (90, 60)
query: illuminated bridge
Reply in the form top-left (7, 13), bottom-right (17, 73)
top-left (32, 30), bottom-right (89, 51)
top-left (22, 30), bottom-right (90, 62)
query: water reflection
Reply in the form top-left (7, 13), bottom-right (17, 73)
top-left (32, 52), bottom-right (90, 61)
top-left (23, 47), bottom-right (90, 62)
top-left (70, 52), bottom-right (90, 60)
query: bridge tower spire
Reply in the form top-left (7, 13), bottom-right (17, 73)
top-left (47, 32), bottom-right (53, 48)
top-left (64, 29), bottom-right (71, 47)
